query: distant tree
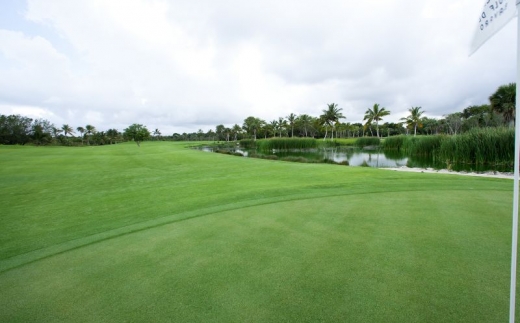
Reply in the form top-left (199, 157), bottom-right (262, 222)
top-left (401, 107), bottom-right (424, 136)
top-left (224, 127), bottom-right (231, 141)
top-left (215, 124), bottom-right (225, 141)
top-left (296, 114), bottom-right (313, 137)
top-left (106, 129), bottom-right (120, 144)
top-left (268, 120), bottom-right (278, 137)
top-left (320, 103), bottom-right (345, 140)
top-left (0, 114), bottom-right (33, 145)
top-left (123, 124), bottom-right (150, 147)
top-left (489, 83), bottom-right (515, 127)
top-left (61, 124), bottom-right (74, 137)
top-left (51, 127), bottom-right (62, 139)
top-left (31, 119), bottom-right (54, 145)
top-left (421, 118), bottom-right (440, 135)
top-left (277, 117), bottom-right (288, 137)
top-left (153, 128), bottom-right (161, 140)
top-left (92, 131), bottom-right (107, 145)
top-left (206, 129), bottom-right (216, 141)
top-left (242, 116), bottom-right (264, 141)
top-left (85, 125), bottom-right (96, 145)
top-left (286, 113), bottom-right (297, 137)
top-left (76, 126), bottom-right (85, 145)
top-left (443, 113), bottom-right (463, 135)
top-left (363, 103), bottom-right (390, 138)
top-left (197, 129), bottom-right (204, 140)
top-left (232, 124), bottom-right (242, 141)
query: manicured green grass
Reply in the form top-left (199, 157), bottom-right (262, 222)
top-left (0, 142), bottom-right (514, 322)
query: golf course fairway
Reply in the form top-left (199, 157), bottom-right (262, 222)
top-left (0, 142), bottom-right (515, 322)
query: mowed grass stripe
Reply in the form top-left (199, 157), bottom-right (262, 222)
top-left (0, 192), bottom-right (511, 322)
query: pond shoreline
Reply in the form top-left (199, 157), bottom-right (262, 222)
top-left (381, 166), bottom-right (513, 179)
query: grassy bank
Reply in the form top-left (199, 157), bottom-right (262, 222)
top-left (0, 142), bottom-right (514, 322)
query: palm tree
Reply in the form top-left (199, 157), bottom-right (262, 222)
top-left (297, 114), bottom-right (313, 137)
top-left (61, 124), bottom-right (74, 137)
top-left (224, 127), bottom-right (231, 141)
top-left (232, 124), bottom-right (242, 141)
top-left (76, 126), bottom-right (85, 145)
top-left (277, 117), bottom-right (287, 137)
top-left (286, 113), bottom-right (297, 137)
top-left (242, 117), bottom-right (264, 141)
top-left (489, 83), bottom-right (516, 127)
top-left (85, 124), bottom-right (96, 145)
top-left (401, 107), bottom-right (424, 136)
top-left (153, 128), bottom-right (161, 140)
top-left (320, 103), bottom-right (345, 140)
top-left (215, 124), bottom-right (225, 141)
top-left (363, 103), bottom-right (390, 138)
top-left (270, 120), bottom-right (278, 137)
top-left (51, 127), bottom-right (62, 139)
top-left (106, 129), bottom-right (119, 144)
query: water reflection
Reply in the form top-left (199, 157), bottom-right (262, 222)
top-left (201, 146), bottom-right (512, 172)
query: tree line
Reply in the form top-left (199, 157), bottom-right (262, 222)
top-left (0, 117), bottom-right (157, 146)
top-left (189, 83), bottom-right (514, 142)
top-left (0, 83), bottom-right (515, 145)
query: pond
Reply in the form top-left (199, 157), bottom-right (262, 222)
top-left (201, 146), bottom-right (513, 172)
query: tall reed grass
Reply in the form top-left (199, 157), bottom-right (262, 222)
top-left (239, 139), bottom-right (257, 149)
top-left (436, 127), bottom-right (513, 165)
top-left (355, 137), bottom-right (381, 147)
top-left (382, 136), bottom-right (405, 151)
top-left (404, 135), bottom-right (444, 156)
top-left (383, 135), bottom-right (443, 156)
top-left (383, 129), bottom-right (514, 166)
top-left (257, 138), bottom-right (318, 150)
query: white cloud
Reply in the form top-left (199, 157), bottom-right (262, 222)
top-left (0, 0), bottom-right (516, 134)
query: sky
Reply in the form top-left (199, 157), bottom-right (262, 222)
top-left (0, 0), bottom-right (517, 135)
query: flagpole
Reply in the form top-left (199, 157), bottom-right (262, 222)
top-left (510, 2), bottom-right (520, 322)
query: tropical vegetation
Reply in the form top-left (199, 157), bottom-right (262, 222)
top-left (363, 103), bottom-right (390, 138)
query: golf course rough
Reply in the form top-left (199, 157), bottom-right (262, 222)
top-left (0, 142), bottom-right (513, 322)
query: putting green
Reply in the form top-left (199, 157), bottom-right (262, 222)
top-left (0, 191), bottom-right (512, 322)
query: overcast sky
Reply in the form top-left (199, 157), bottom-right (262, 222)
top-left (0, 0), bottom-right (517, 134)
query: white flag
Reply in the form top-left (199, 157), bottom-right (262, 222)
top-left (470, 0), bottom-right (518, 55)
